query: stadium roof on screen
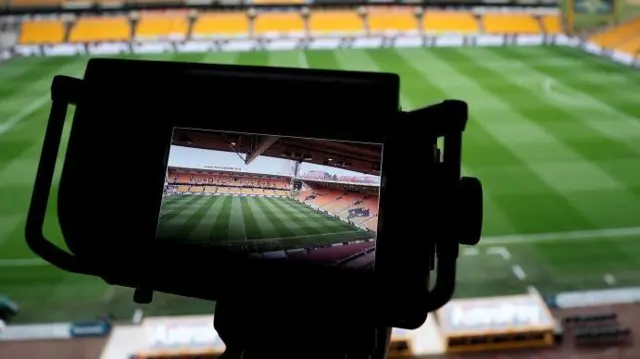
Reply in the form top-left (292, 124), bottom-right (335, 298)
top-left (172, 128), bottom-right (382, 175)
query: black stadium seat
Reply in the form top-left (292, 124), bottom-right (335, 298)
top-left (563, 312), bottom-right (617, 324)
top-left (574, 325), bottom-right (631, 345)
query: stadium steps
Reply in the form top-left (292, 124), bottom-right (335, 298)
top-left (475, 14), bottom-right (485, 33)
top-left (186, 13), bottom-right (196, 40)
top-left (535, 15), bottom-right (546, 35)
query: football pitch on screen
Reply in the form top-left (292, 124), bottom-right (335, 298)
top-left (158, 195), bottom-right (371, 249)
top-left (1, 46), bottom-right (640, 323)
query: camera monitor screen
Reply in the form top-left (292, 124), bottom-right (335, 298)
top-left (157, 127), bottom-right (382, 271)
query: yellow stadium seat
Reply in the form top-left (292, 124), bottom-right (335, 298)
top-left (9, 0), bottom-right (62, 7)
top-left (590, 18), bottom-right (640, 49)
top-left (20, 20), bottom-right (65, 44)
top-left (368, 10), bottom-right (418, 33)
top-left (541, 15), bottom-right (562, 34)
top-left (254, 12), bottom-right (304, 35)
top-left (616, 37), bottom-right (640, 56)
top-left (69, 17), bottom-right (130, 42)
top-left (191, 12), bottom-right (249, 38)
top-left (482, 13), bottom-right (541, 34)
top-left (309, 11), bottom-right (364, 34)
top-left (136, 16), bottom-right (189, 40)
top-left (423, 11), bottom-right (479, 34)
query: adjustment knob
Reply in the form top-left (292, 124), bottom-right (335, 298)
top-left (456, 176), bottom-right (483, 246)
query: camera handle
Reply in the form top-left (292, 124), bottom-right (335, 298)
top-left (25, 75), bottom-right (90, 275)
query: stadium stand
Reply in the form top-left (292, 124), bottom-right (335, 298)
top-left (308, 10), bottom-right (364, 35)
top-left (422, 11), bottom-right (479, 34)
top-left (68, 17), bottom-right (131, 43)
top-left (367, 8), bottom-right (418, 34)
top-left (253, 12), bottom-right (305, 37)
top-left (167, 170), bottom-right (292, 202)
top-left (8, 0), bottom-right (61, 7)
top-left (541, 15), bottom-right (562, 34)
top-left (322, 192), bottom-right (366, 214)
top-left (19, 20), bottom-right (65, 44)
top-left (135, 14), bottom-right (189, 41)
top-left (299, 182), bottom-right (379, 232)
top-left (573, 326), bottom-right (632, 345)
top-left (191, 12), bottom-right (249, 38)
top-left (616, 37), bottom-right (640, 55)
top-left (482, 13), bottom-right (542, 34)
top-left (590, 17), bottom-right (640, 50)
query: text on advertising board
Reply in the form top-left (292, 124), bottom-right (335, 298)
top-left (449, 302), bottom-right (542, 330)
top-left (146, 322), bottom-right (224, 348)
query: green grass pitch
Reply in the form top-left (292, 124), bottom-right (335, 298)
top-left (1, 46), bottom-right (640, 323)
top-left (158, 194), bottom-right (371, 251)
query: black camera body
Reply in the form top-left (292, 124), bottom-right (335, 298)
top-left (26, 58), bottom-right (482, 332)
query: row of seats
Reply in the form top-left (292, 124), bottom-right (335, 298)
top-left (299, 188), bottom-right (379, 231)
top-left (19, 12), bottom-right (562, 44)
top-left (590, 17), bottom-right (640, 57)
top-left (7, 0), bottom-right (305, 7)
top-left (169, 171), bottom-right (290, 189)
top-left (174, 185), bottom-right (288, 196)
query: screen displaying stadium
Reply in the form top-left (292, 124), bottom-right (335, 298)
top-left (156, 127), bottom-right (381, 269)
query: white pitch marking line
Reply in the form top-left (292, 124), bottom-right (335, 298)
top-left (527, 285), bottom-right (540, 295)
top-left (486, 246), bottom-right (511, 261)
top-left (462, 247), bottom-right (479, 256)
top-left (132, 309), bottom-right (144, 324)
top-left (512, 265), bottom-right (527, 281)
top-left (481, 226), bottom-right (640, 245)
top-left (0, 95), bottom-right (50, 135)
top-left (298, 51), bottom-right (309, 68)
top-left (603, 273), bottom-right (616, 285)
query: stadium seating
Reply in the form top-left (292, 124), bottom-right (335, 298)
top-left (482, 13), bottom-right (541, 34)
top-left (135, 14), bottom-right (189, 40)
top-left (19, 20), bottom-right (65, 44)
top-left (368, 9), bottom-right (418, 33)
top-left (8, 0), bottom-right (61, 7)
top-left (191, 12), bottom-right (249, 38)
top-left (253, 12), bottom-right (305, 36)
top-left (590, 17), bottom-right (640, 50)
top-left (541, 15), bottom-right (562, 34)
top-left (349, 197), bottom-right (379, 224)
top-left (574, 326), bottom-right (632, 345)
top-left (615, 37), bottom-right (640, 56)
top-left (363, 216), bottom-right (377, 231)
top-left (68, 17), bottom-right (131, 42)
top-left (422, 11), bottom-right (479, 34)
top-left (309, 10), bottom-right (364, 35)
top-left (323, 192), bottom-right (366, 214)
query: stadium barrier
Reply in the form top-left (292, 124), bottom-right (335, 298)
top-left (0, 322), bottom-right (74, 341)
top-left (578, 41), bottom-right (640, 68)
top-left (12, 33), bottom-right (571, 57)
top-left (545, 286), bottom-right (640, 309)
top-left (435, 292), bottom-right (556, 353)
top-left (0, 318), bottom-right (112, 341)
top-left (96, 314), bottom-right (446, 359)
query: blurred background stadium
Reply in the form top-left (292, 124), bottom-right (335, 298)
top-left (1, 0), bottom-right (640, 357)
